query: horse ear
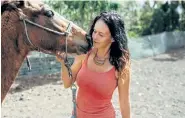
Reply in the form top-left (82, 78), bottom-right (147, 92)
top-left (15, 1), bottom-right (25, 8)
top-left (1, 2), bottom-right (9, 14)
top-left (1, 1), bottom-right (25, 14)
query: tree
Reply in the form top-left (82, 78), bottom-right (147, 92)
top-left (117, 1), bottom-right (141, 37)
top-left (139, 1), bottom-right (155, 36)
top-left (142, 1), bottom-right (182, 36)
top-left (44, 0), bottom-right (184, 38)
top-left (44, 1), bottom-right (119, 31)
top-left (179, 1), bottom-right (185, 30)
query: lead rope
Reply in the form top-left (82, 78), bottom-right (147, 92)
top-left (63, 23), bottom-right (77, 118)
top-left (23, 19), bottom-right (38, 71)
top-left (26, 57), bottom-right (31, 71)
top-left (64, 55), bottom-right (77, 118)
top-left (71, 84), bottom-right (77, 118)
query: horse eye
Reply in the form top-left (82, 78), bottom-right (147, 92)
top-left (44, 10), bottom-right (54, 17)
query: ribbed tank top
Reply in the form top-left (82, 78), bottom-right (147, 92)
top-left (76, 51), bottom-right (117, 118)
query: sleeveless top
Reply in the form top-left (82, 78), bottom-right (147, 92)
top-left (76, 51), bottom-right (117, 118)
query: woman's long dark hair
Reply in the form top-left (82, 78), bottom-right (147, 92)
top-left (87, 11), bottom-right (130, 72)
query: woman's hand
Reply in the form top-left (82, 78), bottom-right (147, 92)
top-left (56, 51), bottom-right (66, 63)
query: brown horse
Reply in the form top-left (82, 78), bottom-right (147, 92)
top-left (1, 1), bottom-right (91, 103)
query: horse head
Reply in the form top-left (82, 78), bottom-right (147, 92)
top-left (1, 0), bottom-right (92, 56)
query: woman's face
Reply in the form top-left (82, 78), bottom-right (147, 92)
top-left (92, 19), bottom-right (113, 49)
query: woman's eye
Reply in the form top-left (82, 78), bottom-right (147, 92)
top-left (99, 33), bottom-right (104, 37)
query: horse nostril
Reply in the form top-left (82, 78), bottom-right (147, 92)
top-left (71, 44), bottom-right (75, 47)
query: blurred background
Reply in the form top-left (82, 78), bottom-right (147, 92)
top-left (2, 0), bottom-right (185, 118)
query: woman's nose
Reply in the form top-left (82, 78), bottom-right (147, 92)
top-left (93, 33), bottom-right (97, 40)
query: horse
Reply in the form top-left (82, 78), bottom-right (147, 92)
top-left (1, 1), bottom-right (91, 103)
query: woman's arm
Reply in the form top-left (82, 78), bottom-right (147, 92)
top-left (117, 62), bottom-right (131, 118)
top-left (56, 54), bottom-right (85, 88)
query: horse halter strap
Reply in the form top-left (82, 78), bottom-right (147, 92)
top-left (20, 14), bottom-right (71, 69)
top-left (19, 11), bottom-right (77, 116)
top-left (19, 13), bottom-right (70, 53)
top-left (19, 11), bottom-right (74, 78)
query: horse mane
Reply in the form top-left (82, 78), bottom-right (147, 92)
top-left (1, 1), bottom-right (24, 14)
top-left (1, 1), bottom-right (25, 54)
top-left (1, 0), bottom-right (25, 15)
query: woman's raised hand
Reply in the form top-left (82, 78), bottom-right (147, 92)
top-left (56, 51), bottom-right (66, 63)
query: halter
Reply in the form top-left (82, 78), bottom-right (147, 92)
top-left (19, 13), bottom-right (70, 55)
top-left (19, 10), bottom-right (77, 117)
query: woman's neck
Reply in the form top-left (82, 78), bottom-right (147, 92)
top-left (96, 47), bottom-right (110, 58)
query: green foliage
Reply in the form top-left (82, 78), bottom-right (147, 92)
top-left (44, 1), bottom-right (119, 31)
top-left (141, 1), bottom-right (185, 36)
top-left (180, 1), bottom-right (185, 30)
top-left (44, 0), bottom-right (185, 38)
top-left (139, 1), bottom-right (154, 36)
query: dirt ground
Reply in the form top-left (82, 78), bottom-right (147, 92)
top-left (1, 48), bottom-right (185, 118)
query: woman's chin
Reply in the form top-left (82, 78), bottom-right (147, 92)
top-left (93, 45), bottom-right (100, 49)
top-left (93, 43), bottom-right (99, 47)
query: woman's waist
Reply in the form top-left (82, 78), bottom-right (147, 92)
top-left (77, 95), bottom-right (112, 107)
top-left (76, 103), bottom-right (115, 117)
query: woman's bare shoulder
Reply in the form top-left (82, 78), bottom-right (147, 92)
top-left (75, 53), bottom-right (88, 64)
top-left (74, 48), bottom-right (97, 65)
top-left (75, 49), bottom-right (96, 61)
top-left (75, 54), bottom-right (86, 60)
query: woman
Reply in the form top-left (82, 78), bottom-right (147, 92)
top-left (56, 11), bottom-right (130, 118)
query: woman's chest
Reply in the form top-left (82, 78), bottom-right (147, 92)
top-left (76, 67), bottom-right (117, 97)
top-left (87, 56), bottom-right (114, 73)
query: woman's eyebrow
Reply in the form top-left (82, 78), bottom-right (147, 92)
top-left (99, 32), bottom-right (104, 35)
top-left (95, 29), bottom-right (105, 34)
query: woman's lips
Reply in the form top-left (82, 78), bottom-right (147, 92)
top-left (93, 41), bottom-right (99, 43)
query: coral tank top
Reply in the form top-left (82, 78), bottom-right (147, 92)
top-left (76, 52), bottom-right (117, 118)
